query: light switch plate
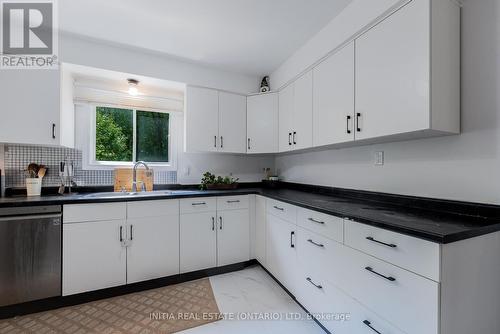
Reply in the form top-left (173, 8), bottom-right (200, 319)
top-left (375, 151), bottom-right (384, 165)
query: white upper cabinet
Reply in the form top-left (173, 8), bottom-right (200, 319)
top-left (0, 67), bottom-right (74, 147)
top-left (355, 0), bottom-right (460, 141)
top-left (278, 71), bottom-right (313, 152)
top-left (313, 42), bottom-right (355, 147)
top-left (184, 86), bottom-right (219, 152)
top-left (278, 84), bottom-right (294, 152)
top-left (247, 93), bottom-right (278, 153)
top-left (292, 71), bottom-right (313, 150)
top-left (185, 86), bottom-right (246, 153)
top-left (218, 92), bottom-right (247, 153)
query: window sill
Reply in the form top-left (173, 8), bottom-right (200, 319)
top-left (82, 161), bottom-right (177, 172)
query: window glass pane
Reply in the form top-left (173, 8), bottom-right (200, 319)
top-left (136, 111), bottom-right (169, 162)
top-left (95, 107), bottom-right (133, 162)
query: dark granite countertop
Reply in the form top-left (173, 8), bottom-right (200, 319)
top-left (1, 183), bottom-right (500, 244)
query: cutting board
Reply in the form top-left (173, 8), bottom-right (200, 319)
top-left (114, 168), bottom-right (154, 192)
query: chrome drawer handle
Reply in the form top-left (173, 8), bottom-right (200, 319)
top-left (306, 277), bottom-right (323, 289)
top-left (365, 266), bottom-right (396, 282)
top-left (308, 217), bottom-right (325, 225)
top-left (227, 200), bottom-right (240, 203)
top-left (307, 239), bottom-right (324, 248)
top-left (192, 202), bottom-right (206, 206)
top-left (366, 236), bottom-right (397, 248)
top-left (273, 206), bottom-right (284, 211)
top-left (363, 320), bottom-right (382, 334)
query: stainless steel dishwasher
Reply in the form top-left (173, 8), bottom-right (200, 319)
top-left (0, 205), bottom-right (62, 307)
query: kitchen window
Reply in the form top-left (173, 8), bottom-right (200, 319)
top-left (88, 105), bottom-right (174, 168)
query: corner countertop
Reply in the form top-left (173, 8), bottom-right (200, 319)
top-left (1, 185), bottom-right (500, 244)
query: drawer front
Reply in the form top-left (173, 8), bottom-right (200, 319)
top-left (217, 195), bottom-right (249, 211)
top-left (296, 227), bottom-right (343, 280)
top-left (266, 198), bottom-right (296, 223)
top-left (180, 197), bottom-right (217, 214)
top-left (345, 220), bottom-right (440, 281)
top-left (64, 203), bottom-right (126, 223)
top-left (295, 271), bottom-right (405, 334)
top-left (338, 246), bottom-right (439, 334)
top-left (127, 200), bottom-right (179, 219)
top-left (297, 207), bottom-right (343, 243)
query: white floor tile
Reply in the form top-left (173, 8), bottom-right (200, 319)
top-left (179, 266), bottom-right (324, 334)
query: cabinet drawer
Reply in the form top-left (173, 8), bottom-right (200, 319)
top-left (64, 203), bottom-right (126, 223)
top-left (297, 208), bottom-right (343, 243)
top-left (296, 227), bottom-right (342, 280)
top-left (127, 200), bottom-right (179, 218)
top-left (345, 220), bottom-right (440, 281)
top-left (266, 199), bottom-right (296, 223)
top-left (338, 246), bottom-right (439, 334)
top-left (217, 195), bottom-right (249, 211)
top-left (180, 197), bottom-right (217, 214)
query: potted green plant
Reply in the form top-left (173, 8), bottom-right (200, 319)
top-left (200, 172), bottom-right (239, 190)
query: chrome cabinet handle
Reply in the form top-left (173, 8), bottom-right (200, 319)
top-left (308, 217), bottom-right (325, 225)
top-left (212, 217), bottom-right (215, 231)
top-left (273, 206), bottom-right (284, 211)
top-left (220, 136), bottom-right (223, 148)
top-left (119, 226), bottom-right (123, 242)
top-left (248, 138), bottom-right (251, 150)
top-left (290, 231), bottom-right (295, 248)
top-left (130, 225), bottom-right (133, 241)
top-left (219, 216), bottom-right (223, 230)
top-left (363, 320), bottom-right (382, 334)
top-left (356, 112), bottom-right (362, 132)
top-left (192, 202), bottom-right (206, 206)
top-left (227, 200), bottom-right (240, 203)
top-left (365, 266), bottom-right (396, 282)
top-left (52, 123), bottom-right (56, 139)
top-left (366, 236), bottom-right (397, 248)
top-left (214, 135), bottom-right (217, 148)
top-left (346, 115), bottom-right (352, 134)
top-left (306, 277), bottom-right (323, 289)
top-left (288, 133), bottom-right (292, 145)
top-left (292, 131), bottom-right (297, 145)
top-left (307, 239), bottom-right (324, 248)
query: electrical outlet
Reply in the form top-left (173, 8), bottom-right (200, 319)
top-left (374, 151), bottom-right (384, 166)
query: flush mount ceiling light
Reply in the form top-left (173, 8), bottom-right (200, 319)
top-left (127, 78), bottom-right (139, 96)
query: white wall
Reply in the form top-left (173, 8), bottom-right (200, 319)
top-left (275, 0), bottom-right (500, 205)
top-left (60, 34), bottom-right (260, 94)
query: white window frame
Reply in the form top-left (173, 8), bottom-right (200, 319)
top-left (84, 103), bottom-right (179, 171)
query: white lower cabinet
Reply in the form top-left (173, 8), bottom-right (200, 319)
top-left (217, 209), bottom-right (250, 266)
top-left (254, 195), bottom-right (267, 265)
top-left (266, 214), bottom-right (299, 296)
top-left (63, 219), bottom-right (127, 296)
top-left (180, 196), bottom-right (250, 273)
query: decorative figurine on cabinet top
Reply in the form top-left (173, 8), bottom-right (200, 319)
top-left (260, 76), bottom-right (270, 93)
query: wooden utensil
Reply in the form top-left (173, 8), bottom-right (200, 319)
top-left (38, 167), bottom-right (47, 179)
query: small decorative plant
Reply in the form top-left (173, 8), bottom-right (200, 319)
top-left (200, 172), bottom-right (239, 190)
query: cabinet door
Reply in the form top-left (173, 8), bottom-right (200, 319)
top-left (218, 92), bottom-right (247, 153)
top-left (217, 209), bottom-right (250, 266)
top-left (255, 195), bottom-right (267, 265)
top-left (278, 84), bottom-right (294, 152)
top-left (126, 215), bottom-right (180, 284)
top-left (185, 86), bottom-right (219, 152)
top-left (247, 93), bottom-right (278, 153)
top-left (0, 70), bottom-right (60, 146)
top-left (313, 43), bottom-right (355, 146)
top-left (355, 0), bottom-right (430, 140)
top-left (266, 214), bottom-right (299, 296)
top-left (180, 212), bottom-right (217, 273)
top-left (292, 71), bottom-right (313, 150)
top-left (63, 220), bottom-right (126, 296)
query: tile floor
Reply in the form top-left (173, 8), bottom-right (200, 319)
top-left (180, 265), bottom-right (325, 334)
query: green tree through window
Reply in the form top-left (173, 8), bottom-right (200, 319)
top-left (95, 106), bottom-right (169, 163)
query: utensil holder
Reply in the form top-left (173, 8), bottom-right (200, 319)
top-left (26, 178), bottom-right (42, 196)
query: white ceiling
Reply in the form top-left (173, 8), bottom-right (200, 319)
top-left (60, 0), bottom-right (352, 76)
